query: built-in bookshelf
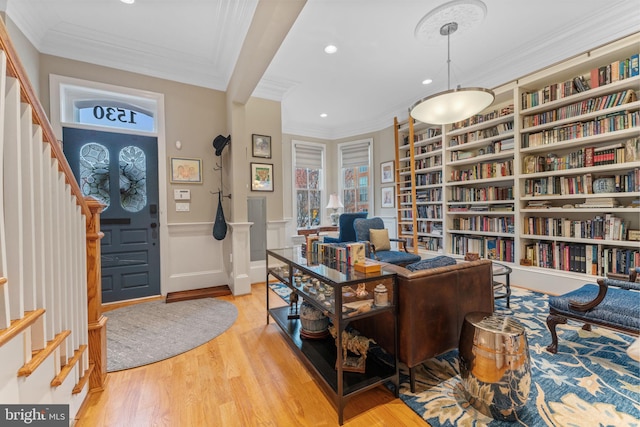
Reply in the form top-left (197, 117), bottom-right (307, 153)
top-left (394, 117), bottom-right (444, 254)
top-left (393, 32), bottom-right (640, 288)
top-left (444, 92), bottom-right (517, 262)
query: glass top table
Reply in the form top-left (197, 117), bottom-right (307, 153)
top-left (492, 261), bottom-right (512, 308)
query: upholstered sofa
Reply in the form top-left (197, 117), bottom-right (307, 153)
top-left (352, 258), bottom-right (494, 392)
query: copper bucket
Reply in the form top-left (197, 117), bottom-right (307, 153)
top-left (458, 312), bottom-right (531, 421)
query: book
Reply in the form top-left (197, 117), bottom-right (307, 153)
top-left (631, 53), bottom-right (639, 77)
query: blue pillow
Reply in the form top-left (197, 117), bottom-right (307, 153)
top-left (405, 256), bottom-right (457, 272)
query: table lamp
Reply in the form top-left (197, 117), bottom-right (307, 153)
top-left (326, 194), bottom-right (344, 226)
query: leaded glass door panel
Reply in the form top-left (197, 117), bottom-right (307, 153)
top-left (63, 127), bottom-right (160, 302)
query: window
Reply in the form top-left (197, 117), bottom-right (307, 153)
top-left (79, 143), bottom-right (110, 208)
top-left (294, 142), bottom-right (325, 228)
top-left (339, 139), bottom-right (372, 213)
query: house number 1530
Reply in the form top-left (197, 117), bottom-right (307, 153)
top-left (93, 106), bottom-right (137, 124)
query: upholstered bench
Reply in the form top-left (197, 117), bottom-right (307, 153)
top-left (546, 267), bottom-right (640, 354)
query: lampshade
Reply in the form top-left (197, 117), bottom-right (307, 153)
top-left (410, 87), bottom-right (495, 125)
top-left (326, 194), bottom-right (344, 210)
top-left (410, 7), bottom-right (494, 125)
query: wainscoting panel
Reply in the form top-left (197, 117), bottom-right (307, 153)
top-left (166, 222), bottom-right (228, 294)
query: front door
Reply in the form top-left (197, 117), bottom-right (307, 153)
top-left (63, 127), bottom-right (160, 303)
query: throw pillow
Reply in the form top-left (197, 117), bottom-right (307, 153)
top-left (406, 255), bottom-right (457, 272)
top-left (369, 228), bottom-right (391, 251)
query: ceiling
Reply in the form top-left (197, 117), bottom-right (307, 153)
top-left (4, 0), bottom-right (640, 140)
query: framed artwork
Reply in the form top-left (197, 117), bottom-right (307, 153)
top-left (252, 134), bottom-right (272, 158)
top-left (251, 162), bottom-right (274, 192)
top-left (170, 157), bottom-right (202, 183)
top-left (380, 160), bottom-right (394, 183)
top-left (381, 186), bottom-right (395, 208)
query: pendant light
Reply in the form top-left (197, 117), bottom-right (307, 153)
top-left (410, 2), bottom-right (494, 125)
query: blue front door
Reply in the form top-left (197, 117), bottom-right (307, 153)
top-left (63, 127), bottom-right (160, 302)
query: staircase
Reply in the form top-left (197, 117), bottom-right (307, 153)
top-left (0, 19), bottom-right (104, 421)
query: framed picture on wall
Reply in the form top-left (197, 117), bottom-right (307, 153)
top-left (251, 162), bottom-right (274, 191)
top-left (381, 186), bottom-right (394, 208)
top-left (381, 160), bottom-right (394, 183)
top-left (252, 134), bottom-right (272, 158)
top-left (170, 157), bottom-right (202, 183)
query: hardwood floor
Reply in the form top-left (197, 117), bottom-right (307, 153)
top-left (76, 283), bottom-right (426, 427)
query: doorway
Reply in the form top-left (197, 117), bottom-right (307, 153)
top-left (63, 127), bottom-right (161, 302)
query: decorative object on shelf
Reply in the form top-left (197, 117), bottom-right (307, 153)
top-left (251, 134), bottom-right (271, 158)
top-left (355, 283), bottom-right (368, 298)
top-left (250, 162), bottom-right (273, 191)
top-left (329, 325), bottom-right (376, 373)
top-left (326, 193), bottom-right (344, 226)
top-left (523, 154), bottom-right (536, 174)
top-left (287, 291), bottom-right (299, 319)
top-left (592, 176), bottom-right (616, 194)
top-left (410, 1), bottom-right (494, 124)
top-left (380, 160), bottom-right (394, 183)
top-left (299, 300), bottom-right (329, 339)
top-left (381, 186), bottom-right (395, 208)
top-left (464, 252), bottom-right (480, 261)
top-left (170, 157), bottom-right (202, 184)
top-left (374, 283), bottom-right (388, 307)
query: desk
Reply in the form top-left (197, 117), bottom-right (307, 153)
top-left (297, 226), bottom-right (338, 236)
top-left (492, 262), bottom-right (512, 308)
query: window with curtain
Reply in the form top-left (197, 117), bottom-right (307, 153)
top-left (339, 139), bottom-right (371, 213)
top-left (294, 142), bottom-right (325, 228)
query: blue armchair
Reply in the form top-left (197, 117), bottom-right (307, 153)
top-left (323, 212), bottom-right (368, 244)
top-left (353, 217), bottom-right (421, 266)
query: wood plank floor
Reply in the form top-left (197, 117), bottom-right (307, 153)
top-left (76, 282), bottom-right (427, 427)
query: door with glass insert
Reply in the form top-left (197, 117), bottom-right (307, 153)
top-left (63, 127), bottom-right (160, 302)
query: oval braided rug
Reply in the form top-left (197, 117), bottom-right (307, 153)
top-left (106, 298), bottom-right (238, 372)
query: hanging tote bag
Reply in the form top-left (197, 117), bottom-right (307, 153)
top-left (213, 192), bottom-right (227, 240)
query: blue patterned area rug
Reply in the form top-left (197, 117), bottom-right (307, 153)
top-left (268, 284), bottom-right (640, 426)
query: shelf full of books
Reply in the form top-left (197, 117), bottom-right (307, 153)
top-left (391, 33), bottom-right (639, 283)
top-left (517, 33), bottom-right (640, 277)
top-left (394, 117), bottom-right (444, 254)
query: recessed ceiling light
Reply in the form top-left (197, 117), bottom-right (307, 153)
top-left (320, 113), bottom-right (328, 118)
top-left (422, 78), bottom-right (433, 85)
top-left (120, 0), bottom-right (135, 4)
top-left (324, 45), bottom-right (337, 54)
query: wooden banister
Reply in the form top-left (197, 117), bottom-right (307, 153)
top-left (0, 21), bottom-right (89, 218)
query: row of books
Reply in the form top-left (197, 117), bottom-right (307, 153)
top-left (590, 55), bottom-right (640, 89)
top-left (520, 54), bottom-right (639, 109)
top-left (523, 213), bottom-right (629, 241)
top-left (416, 188), bottom-right (442, 202)
top-left (450, 105), bottom-right (514, 130)
top-left (417, 221), bottom-right (442, 235)
top-left (414, 156), bottom-right (442, 170)
top-left (524, 138), bottom-right (637, 173)
top-left (449, 122), bottom-right (514, 146)
top-left (412, 127), bottom-right (441, 142)
top-left (416, 204), bottom-right (441, 220)
top-left (523, 168), bottom-right (639, 196)
top-left (452, 216), bottom-right (515, 234)
top-left (449, 138), bottom-right (514, 162)
top-left (522, 110), bottom-right (639, 148)
top-left (449, 235), bottom-right (515, 262)
top-left (419, 236), bottom-right (442, 252)
top-left (522, 89), bottom-right (636, 128)
top-left (304, 238), bottom-right (367, 268)
top-left (415, 171), bottom-right (442, 186)
top-left (449, 186), bottom-right (513, 203)
top-left (449, 159), bottom-right (513, 181)
top-left (523, 242), bottom-right (638, 276)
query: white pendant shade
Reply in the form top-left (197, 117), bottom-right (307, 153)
top-left (410, 87), bottom-right (495, 125)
